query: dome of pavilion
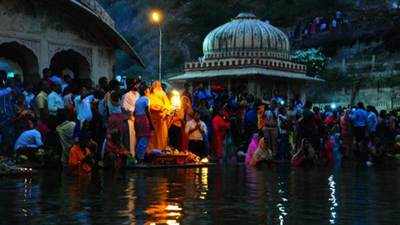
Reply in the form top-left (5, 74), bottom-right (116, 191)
top-left (202, 13), bottom-right (290, 60)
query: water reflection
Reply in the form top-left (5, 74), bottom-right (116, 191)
top-left (0, 165), bottom-right (399, 225)
top-left (328, 174), bottom-right (338, 224)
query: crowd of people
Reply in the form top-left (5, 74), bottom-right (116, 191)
top-left (1, 69), bottom-right (400, 176)
top-left (290, 10), bottom-right (352, 39)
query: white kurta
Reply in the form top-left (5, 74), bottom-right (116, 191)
top-left (122, 91), bottom-right (140, 156)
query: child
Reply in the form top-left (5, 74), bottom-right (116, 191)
top-left (68, 134), bottom-right (94, 176)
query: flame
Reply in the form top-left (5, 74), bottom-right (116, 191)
top-left (200, 158), bottom-right (209, 163)
top-left (171, 89), bottom-right (181, 110)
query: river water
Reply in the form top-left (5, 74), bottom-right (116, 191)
top-left (0, 164), bottom-right (399, 225)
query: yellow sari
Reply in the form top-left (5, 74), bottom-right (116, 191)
top-left (148, 82), bottom-right (172, 150)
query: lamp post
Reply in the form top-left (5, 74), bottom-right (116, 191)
top-left (150, 10), bottom-right (163, 81)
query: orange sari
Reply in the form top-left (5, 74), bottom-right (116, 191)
top-left (148, 82), bottom-right (172, 150)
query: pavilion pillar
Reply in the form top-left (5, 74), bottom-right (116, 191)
top-left (287, 81), bottom-right (292, 101)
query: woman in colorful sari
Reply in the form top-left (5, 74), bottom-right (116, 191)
top-left (340, 109), bottom-right (352, 158)
top-left (148, 81), bottom-right (172, 150)
top-left (180, 95), bottom-right (193, 151)
top-left (211, 107), bottom-right (230, 161)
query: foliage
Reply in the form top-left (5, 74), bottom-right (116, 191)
top-left (292, 48), bottom-right (329, 75)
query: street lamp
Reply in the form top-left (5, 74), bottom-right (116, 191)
top-left (150, 10), bottom-right (163, 81)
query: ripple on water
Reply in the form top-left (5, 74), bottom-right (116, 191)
top-left (0, 165), bottom-right (399, 225)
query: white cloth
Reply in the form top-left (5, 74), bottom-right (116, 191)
top-left (23, 91), bottom-right (35, 109)
top-left (48, 91), bottom-right (64, 115)
top-left (122, 91), bottom-right (140, 114)
top-left (14, 129), bottom-right (43, 150)
top-left (63, 93), bottom-right (74, 107)
top-left (74, 95), bottom-right (94, 122)
top-left (185, 119), bottom-right (207, 141)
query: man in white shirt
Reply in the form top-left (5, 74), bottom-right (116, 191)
top-left (47, 83), bottom-right (64, 116)
top-left (74, 85), bottom-right (94, 124)
top-left (185, 111), bottom-right (208, 157)
top-left (122, 83), bottom-right (140, 115)
top-left (122, 80), bottom-right (140, 157)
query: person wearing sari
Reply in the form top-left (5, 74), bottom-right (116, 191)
top-left (148, 81), bottom-right (172, 150)
top-left (180, 95), bottom-right (193, 151)
top-left (257, 103), bottom-right (266, 131)
top-left (340, 109), bottom-right (352, 158)
top-left (211, 108), bottom-right (230, 160)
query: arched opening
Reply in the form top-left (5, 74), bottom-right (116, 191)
top-left (50, 49), bottom-right (90, 80)
top-left (0, 41), bottom-right (39, 83)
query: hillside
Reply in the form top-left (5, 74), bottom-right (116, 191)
top-left (99, 0), bottom-right (356, 79)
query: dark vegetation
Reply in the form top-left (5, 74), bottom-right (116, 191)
top-left (99, 0), bottom-right (400, 82)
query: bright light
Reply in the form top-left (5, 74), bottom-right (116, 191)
top-left (171, 89), bottom-right (181, 110)
top-left (166, 204), bottom-right (182, 211)
top-left (330, 103), bottom-right (337, 110)
top-left (200, 158), bottom-right (209, 163)
top-left (150, 10), bottom-right (162, 24)
top-left (280, 100), bottom-right (285, 105)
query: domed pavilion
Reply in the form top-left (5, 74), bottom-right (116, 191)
top-left (169, 13), bottom-right (321, 100)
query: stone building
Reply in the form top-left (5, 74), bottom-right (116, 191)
top-left (0, 0), bottom-right (144, 84)
top-left (169, 13), bottom-right (321, 100)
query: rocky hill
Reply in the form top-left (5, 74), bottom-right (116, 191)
top-left (99, 0), bottom-right (358, 79)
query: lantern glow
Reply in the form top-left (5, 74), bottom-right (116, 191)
top-left (171, 89), bottom-right (181, 110)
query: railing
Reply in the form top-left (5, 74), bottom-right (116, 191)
top-left (75, 0), bottom-right (115, 28)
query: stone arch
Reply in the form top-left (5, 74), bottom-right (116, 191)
top-left (50, 49), bottom-right (91, 80)
top-left (0, 41), bottom-right (40, 83)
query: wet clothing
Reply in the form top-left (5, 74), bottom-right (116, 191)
top-left (68, 145), bottom-right (92, 175)
top-left (56, 121), bottom-right (76, 164)
top-left (212, 115), bottom-right (230, 158)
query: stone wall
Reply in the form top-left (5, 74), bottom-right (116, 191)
top-left (315, 87), bottom-right (400, 110)
top-left (0, 0), bottom-right (116, 83)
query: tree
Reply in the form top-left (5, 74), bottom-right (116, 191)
top-left (292, 48), bottom-right (329, 76)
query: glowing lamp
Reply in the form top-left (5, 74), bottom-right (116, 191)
top-left (150, 10), bottom-right (163, 24)
top-left (330, 103), bottom-right (337, 110)
top-left (171, 89), bottom-right (181, 110)
top-left (200, 158), bottom-right (209, 163)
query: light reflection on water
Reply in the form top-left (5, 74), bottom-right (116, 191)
top-left (0, 165), bottom-right (399, 225)
top-left (328, 174), bottom-right (338, 224)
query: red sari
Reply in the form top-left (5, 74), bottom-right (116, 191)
top-left (212, 114), bottom-right (230, 158)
